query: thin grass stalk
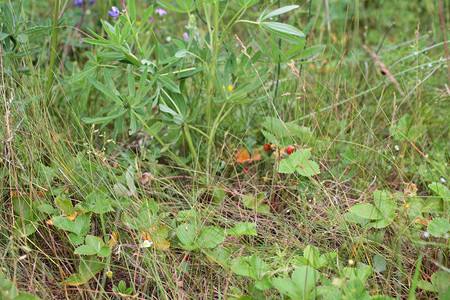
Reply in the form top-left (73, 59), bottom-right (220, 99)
top-left (46, 0), bottom-right (60, 105)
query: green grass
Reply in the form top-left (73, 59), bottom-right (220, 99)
top-left (0, 0), bottom-right (449, 299)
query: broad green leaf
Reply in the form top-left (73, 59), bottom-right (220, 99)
top-left (417, 280), bottom-right (438, 292)
top-left (349, 203), bottom-right (383, 220)
top-left (296, 160), bottom-right (321, 177)
top-left (429, 182), bottom-right (450, 201)
top-left (55, 196), bottom-right (75, 215)
top-left (373, 190), bottom-right (397, 218)
top-left (68, 233), bottom-right (85, 246)
top-left (73, 214), bottom-right (90, 236)
top-left (74, 245), bottom-right (97, 256)
top-left (291, 266), bottom-right (319, 294)
top-left (38, 204), bottom-right (58, 215)
top-left (342, 278), bottom-right (370, 300)
top-left (303, 245), bottom-right (320, 268)
top-left (204, 247), bottom-right (232, 266)
top-left (65, 257), bottom-right (105, 286)
top-left (197, 226), bottom-right (226, 248)
top-left (344, 211), bottom-right (370, 227)
top-left (272, 277), bottom-right (298, 298)
top-left (278, 158), bottom-right (297, 174)
top-left (85, 235), bottom-right (103, 253)
top-left (51, 216), bottom-right (74, 232)
top-left (427, 218), bottom-right (450, 237)
top-left (318, 252), bottom-right (337, 268)
top-left (373, 254), bottom-right (386, 273)
top-left (343, 265), bottom-right (372, 281)
top-left (98, 246), bottom-right (112, 258)
top-left (370, 218), bottom-right (393, 229)
top-left (86, 190), bottom-right (114, 214)
top-left (177, 223), bottom-right (199, 249)
top-left (290, 149), bottom-right (311, 162)
top-left (231, 257), bottom-right (255, 278)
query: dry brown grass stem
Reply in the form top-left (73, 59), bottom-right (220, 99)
top-left (362, 45), bottom-right (405, 97)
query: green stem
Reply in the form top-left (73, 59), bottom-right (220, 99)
top-left (183, 124), bottom-right (200, 170)
top-left (46, 0), bottom-right (60, 104)
top-left (205, 2), bottom-right (220, 176)
top-left (218, 5), bottom-right (249, 45)
top-left (206, 103), bottom-right (235, 172)
top-left (188, 125), bottom-right (210, 140)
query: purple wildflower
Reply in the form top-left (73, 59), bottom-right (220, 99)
top-left (73, 0), bottom-right (95, 6)
top-left (108, 6), bottom-right (120, 18)
top-left (155, 8), bottom-right (167, 16)
top-left (150, 17), bottom-right (154, 24)
top-left (183, 32), bottom-right (189, 42)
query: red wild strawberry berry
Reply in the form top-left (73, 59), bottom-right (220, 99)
top-left (286, 146), bottom-right (295, 154)
top-left (244, 167), bottom-right (249, 173)
top-left (263, 144), bottom-right (271, 151)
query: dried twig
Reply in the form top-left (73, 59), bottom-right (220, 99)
top-left (363, 45), bottom-right (405, 97)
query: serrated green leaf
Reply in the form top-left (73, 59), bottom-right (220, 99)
top-left (51, 216), bottom-right (74, 232)
top-left (303, 245), bottom-right (320, 268)
top-left (226, 222), bottom-right (257, 236)
top-left (55, 197), bottom-right (75, 216)
top-left (98, 246), bottom-right (112, 257)
top-left (197, 226), bottom-right (225, 248)
top-left (74, 245), bottom-right (97, 256)
top-left (373, 190), bottom-right (397, 218)
top-left (177, 223), bottom-right (199, 250)
top-left (427, 218), bottom-right (450, 237)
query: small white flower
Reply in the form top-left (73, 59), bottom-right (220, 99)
top-left (413, 51), bottom-right (419, 56)
top-left (166, 36), bottom-right (172, 42)
top-left (445, 234), bottom-right (449, 239)
top-left (428, 63), bottom-right (433, 68)
top-left (423, 232), bottom-right (430, 238)
top-left (394, 145), bottom-right (400, 151)
top-left (348, 259), bottom-right (354, 266)
top-left (140, 240), bottom-right (153, 248)
top-left (440, 177), bottom-right (446, 183)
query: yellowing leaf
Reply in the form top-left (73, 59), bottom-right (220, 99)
top-left (109, 232), bottom-right (118, 247)
top-left (142, 226), bottom-right (171, 250)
